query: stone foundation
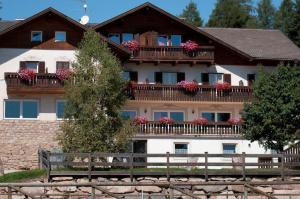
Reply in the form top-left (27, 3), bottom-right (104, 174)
top-left (0, 120), bottom-right (61, 170)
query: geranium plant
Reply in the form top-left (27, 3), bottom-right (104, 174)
top-left (18, 69), bottom-right (36, 81)
top-left (215, 82), bottom-right (231, 91)
top-left (122, 40), bottom-right (139, 51)
top-left (181, 40), bottom-right (199, 52)
top-left (178, 80), bottom-right (198, 92)
top-left (133, 116), bottom-right (148, 125)
top-left (192, 118), bottom-right (209, 125)
top-left (56, 68), bottom-right (73, 81)
top-left (228, 118), bottom-right (241, 125)
top-left (159, 117), bottom-right (175, 125)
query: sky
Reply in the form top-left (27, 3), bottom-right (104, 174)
top-left (1, 0), bottom-right (283, 24)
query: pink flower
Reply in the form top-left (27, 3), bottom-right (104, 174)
top-left (159, 117), bottom-right (175, 125)
top-left (18, 69), bottom-right (36, 81)
top-left (228, 118), bottom-right (241, 125)
top-left (192, 118), bottom-right (209, 125)
top-left (178, 81), bottom-right (198, 92)
top-left (133, 116), bottom-right (148, 125)
top-left (56, 69), bottom-right (73, 81)
top-left (215, 82), bottom-right (231, 91)
top-left (181, 40), bottom-right (199, 52)
top-left (122, 40), bottom-right (139, 51)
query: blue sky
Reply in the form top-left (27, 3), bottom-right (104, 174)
top-left (1, 0), bottom-right (282, 23)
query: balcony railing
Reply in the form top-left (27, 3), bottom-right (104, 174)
top-left (126, 84), bottom-right (253, 102)
top-left (137, 121), bottom-right (240, 136)
top-left (130, 46), bottom-right (214, 62)
top-left (5, 73), bottom-right (64, 94)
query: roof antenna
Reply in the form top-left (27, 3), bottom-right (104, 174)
top-left (80, 0), bottom-right (89, 25)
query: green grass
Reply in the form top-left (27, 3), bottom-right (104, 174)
top-left (0, 169), bottom-right (46, 183)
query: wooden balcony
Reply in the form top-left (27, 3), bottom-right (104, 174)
top-left (130, 46), bottom-right (214, 64)
top-left (5, 73), bottom-right (64, 94)
top-left (126, 84), bottom-right (253, 102)
top-left (137, 121), bottom-right (240, 136)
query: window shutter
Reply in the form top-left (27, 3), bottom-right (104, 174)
top-left (177, 72), bottom-right (185, 82)
top-left (129, 71), bottom-right (138, 82)
top-left (224, 74), bottom-right (231, 85)
top-left (38, 62), bottom-right (45, 73)
top-left (20, 61), bottom-right (26, 70)
top-left (155, 72), bottom-right (163, 83)
top-left (201, 73), bottom-right (209, 85)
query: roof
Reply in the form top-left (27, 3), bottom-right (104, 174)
top-left (0, 20), bottom-right (20, 32)
top-left (200, 28), bottom-right (300, 61)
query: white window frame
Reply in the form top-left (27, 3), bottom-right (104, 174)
top-left (153, 110), bottom-right (185, 121)
top-left (56, 100), bottom-right (66, 120)
top-left (55, 31), bottom-right (66, 42)
top-left (222, 143), bottom-right (237, 154)
top-left (31, 31), bottom-right (43, 42)
top-left (4, 99), bottom-right (39, 120)
top-left (199, 111), bottom-right (232, 123)
top-left (174, 142), bottom-right (189, 154)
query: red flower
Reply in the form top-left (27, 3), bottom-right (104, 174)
top-left (159, 117), bottom-right (175, 125)
top-left (178, 81), bottom-right (198, 92)
top-left (228, 118), bottom-right (241, 125)
top-left (215, 82), bottom-right (231, 91)
top-left (56, 69), bottom-right (73, 81)
top-left (192, 118), bottom-right (209, 125)
top-left (18, 69), bottom-right (36, 81)
top-left (181, 40), bottom-right (199, 52)
top-left (122, 40), bottom-right (139, 51)
top-left (133, 116), bottom-right (148, 125)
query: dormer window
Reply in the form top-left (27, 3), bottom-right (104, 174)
top-left (31, 31), bottom-right (42, 42)
top-left (55, 31), bottom-right (66, 42)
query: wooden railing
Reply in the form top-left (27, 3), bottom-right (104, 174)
top-left (126, 84), bottom-right (253, 102)
top-left (284, 141), bottom-right (300, 168)
top-left (137, 121), bottom-right (240, 135)
top-left (131, 46), bottom-right (214, 61)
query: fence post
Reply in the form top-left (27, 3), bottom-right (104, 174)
top-left (242, 152), bottom-right (246, 181)
top-left (166, 152), bottom-right (170, 182)
top-left (88, 153), bottom-right (92, 182)
top-left (91, 186), bottom-right (95, 199)
top-left (205, 152), bottom-right (208, 181)
top-left (46, 151), bottom-right (51, 182)
top-left (7, 186), bottom-right (12, 199)
top-left (37, 149), bottom-right (41, 169)
top-left (130, 153), bottom-right (133, 182)
top-left (243, 185), bottom-right (248, 199)
top-left (281, 153), bottom-right (285, 181)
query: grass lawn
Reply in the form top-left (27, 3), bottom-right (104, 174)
top-left (0, 169), bottom-right (46, 183)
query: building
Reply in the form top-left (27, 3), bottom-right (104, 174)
top-left (0, 3), bottom-right (299, 170)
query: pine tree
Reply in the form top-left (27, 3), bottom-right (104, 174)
top-left (256, 0), bottom-right (276, 29)
top-left (292, 0), bottom-right (300, 46)
top-left (275, 0), bottom-right (296, 39)
top-left (179, 1), bottom-right (203, 27)
top-left (207, 0), bottom-right (256, 28)
top-left (58, 30), bottom-right (135, 153)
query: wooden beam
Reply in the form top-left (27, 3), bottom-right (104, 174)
top-left (244, 184), bottom-right (278, 199)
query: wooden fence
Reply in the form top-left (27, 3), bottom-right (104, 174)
top-left (39, 150), bottom-right (300, 182)
top-left (284, 142), bottom-right (300, 168)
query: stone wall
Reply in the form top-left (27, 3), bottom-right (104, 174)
top-left (0, 120), bottom-right (61, 170)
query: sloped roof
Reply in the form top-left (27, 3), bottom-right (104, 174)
top-left (0, 20), bottom-right (20, 32)
top-left (200, 28), bottom-right (300, 61)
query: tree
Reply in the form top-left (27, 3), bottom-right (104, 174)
top-left (275, 0), bottom-right (296, 39)
top-left (179, 1), bottom-right (203, 27)
top-left (241, 64), bottom-right (300, 151)
top-left (291, 0), bottom-right (300, 46)
top-left (58, 30), bottom-right (135, 153)
top-left (256, 0), bottom-right (276, 29)
top-left (207, 0), bottom-right (256, 28)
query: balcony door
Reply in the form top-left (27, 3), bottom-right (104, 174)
top-left (154, 111), bottom-right (184, 122)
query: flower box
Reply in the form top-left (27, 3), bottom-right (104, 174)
top-left (159, 117), bottom-right (175, 125)
top-left (18, 69), bottom-right (36, 81)
top-left (56, 69), bottom-right (73, 81)
top-left (122, 40), bottom-right (139, 51)
top-left (181, 40), bottom-right (199, 52)
top-left (178, 80), bottom-right (198, 93)
top-left (215, 82), bottom-right (231, 91)
top-left (192, 118), bottom-right (209, 125)
top-left (228, 118), bottom-right (241, 125)
top-left (133, 116), bottom-right (148, 125)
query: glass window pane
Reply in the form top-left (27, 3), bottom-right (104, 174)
top-left (175, 144), bottom-right (188, 154)
top-left (56, 101), bottom-right (65, 119)
top-left (223, 144), bottom-right (236, 154)
top-left (109, 34), bottom-right (120, 44)
top-left (170, 112), bottom-right (184, 122)
top-left (5, 101), bottom-right (20, 118)
top-left (157, 35), bottom-right (168, 46)
top-left (162, 73), bottom-right (177, 85)
top-left (55, 32), bottom-right (66, 42)
top-left (154, 112), bottom-right (168, 121)
top-left (202, 112), bottom-right (215, 122)
top-left (171, 35), bottom-right (181, 46)
top-left (209, 73), bottom-right (223, 85)
top-left (122, 33), bottom-right (134, 42)
top-left (23, 101), bottom-right (38, 118)
top-left (123, 72), bottom-right (130, 81)
top-left (25, 62), bottom-right (38, 71)
top-left (31, 32), bottom-right (42, 42)
top-left (217, 113), bottom-right (231, 122)
top-left (56, 62), bottom-right (70, 70)
top-left (121, 111), bottom-right (136, 120)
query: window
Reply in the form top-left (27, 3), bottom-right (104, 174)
top-left (154, 111), bottom-right (184, 122)
top-left (217, 113), bottom-right (231, 122)
top-left (201, 112), bottom-right (231, 122)
top-left (56, 62), bottom-right (70, 70)
top-left (247, 74), bottom-right (256, 86)
top-left (122, 33), bottom-right (134, 43)
top-left (31, 31), bottom-right (42, 42)
top-left (4, 100), bottom-right (38, 119)
top-left (209, 73), bottom-right (223, 85)
top-left (24, 61), bottom-right (39, 72)
top-left (171, 35), bottom-right (182, 46)
top-left (123, 71), bottom-right (138, 82)
top-left (162, 72), bottom-right (177, 84)
top-left (157, 35), bottom-right (168, 46)
top-left (56, 101), bottom-right (66, 119)
top-left (175, 143), bottom-right (188, 154)
top-left (223, 144), bottom-right (236, 154)
top-left (123, 72), bottom-right (130, 81)
top-left (55, 31), bottom-right (66, 42)
top-left (202, 112), bottom-right (215, 122)
top-left (121, 111), bottom-right (137, 120)
top-left (108, 33), bottom-right (121, 44)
